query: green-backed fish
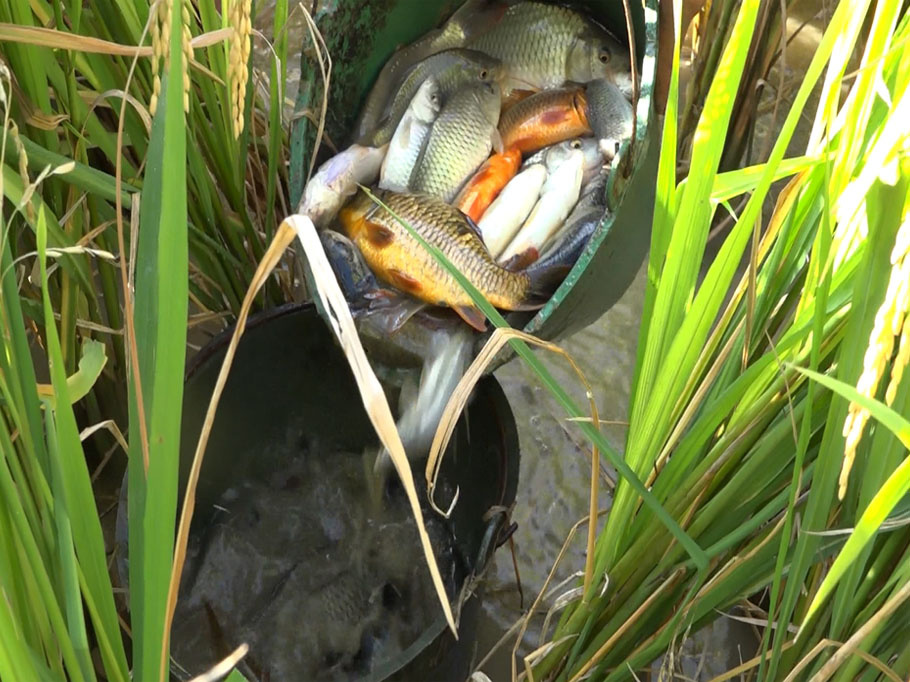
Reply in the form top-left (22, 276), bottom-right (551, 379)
top-left (337, 188), bottom-right (552, 331)
top-left (363, 48), bottom-right (503, 147)
top-left (467, 1), bottom-right (633, 97)
top-left (410, 81), bottom-right (502, 202)
top-left (353, 0), bottom-right (509, 141)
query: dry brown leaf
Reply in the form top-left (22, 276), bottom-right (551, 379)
top-left (424, 326), bottom-right (602, 598)
top-left (289, 214), bottom-right (457, 635)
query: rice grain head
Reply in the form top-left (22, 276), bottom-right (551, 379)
top-left (181, 0), bottom-right (192, 113)
top-left (840, 193), bottom-right (910, 500)
top-left (149, 0), bottom-right (172, 115)
top-left (228, 0), bottom-right (252, 138)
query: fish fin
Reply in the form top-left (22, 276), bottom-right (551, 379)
top-left (453, 304), bottom-right (487, 332)
top-left (360, 297), bottom-right (427, 334)
top-left (364, 219), bottom-right (395, 248)
top-left (387, 268), bottom-right (424, 295)
top-left (523, 261), bottom-right (572, 304)
top-left (491, 127), bottom-right (504, 155)
top-left (501, 247), bottom-right (539, 272)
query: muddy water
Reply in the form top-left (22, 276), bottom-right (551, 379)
top-left (250, 0), bottom-right (830, 678)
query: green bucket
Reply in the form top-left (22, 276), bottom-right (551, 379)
top-left (289, 0), bottom-right (659, 342)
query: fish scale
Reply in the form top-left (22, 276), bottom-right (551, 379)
top-left (410, 83), bottom-right (502, 201)
top-left (468, 3), bottom-right (589, 89)
top-left (365, 49), bottom-right (502, 147)
top-left (338, 189), bottom-right (540, 330)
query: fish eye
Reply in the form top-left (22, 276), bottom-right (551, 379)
top-left (598, 49), bottom-right (611, 64)
top-left (479, 68), bottom-right (489, 80)
top-left (571, 139), bottom-right (582, 149)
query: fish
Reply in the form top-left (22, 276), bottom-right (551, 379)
top-left (299, 144), bottom-right (387, 227)
top-left (353, 0), bottom-right (509, 141)
top-left (378, 323), bottom-right (475, 468)
top-left (320, 230), bottom-right (382, 305)
top-left (453, 147), bottom-right (522, 222)
top-left (363, 49), bottom-right (503, 148)
top-left (379, 78), bottom-right (442, 192)
top-left (499, 148), bottom-right (585, 263)
top-left (410, 82), bottom-right (503, 202)
top-left (466, 1), bottom-right (633, 97)
top-left (533, 173), bottom-right (609, 275)
top-left (478, 163), bottom-right (547, 258)
top-left (337, 188), bottom-right (550, 331)
top-left (585, 78), bottom-right (635, 162)
top-left (546, 137), bottom-right (605, 184)
top-left (499, 86), bottom-right (591, 154)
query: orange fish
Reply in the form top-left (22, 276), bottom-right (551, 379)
top-left (338, 188), bottom-right (554, 331)
top-left (454, 147), bottom-right (522, 223)
top-left (499, 87), bottom-right (592, 154)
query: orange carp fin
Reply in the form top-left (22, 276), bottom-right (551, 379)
top-left (387, 268), bottom-right (423, 295)
top-left (364, 219), bottom-right (395, 248)
top-left (501, 247), bottom-right (539, 272)
top-left (453, 304), bottom-right (487, 332)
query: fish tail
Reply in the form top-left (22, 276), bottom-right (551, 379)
top-left (524, 257), bottom-right (572, 304)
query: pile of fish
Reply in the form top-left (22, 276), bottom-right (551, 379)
top-left (300, 0), bottom-right (635, 332)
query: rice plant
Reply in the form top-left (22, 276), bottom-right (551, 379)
top-left (521, 0), bottom-right (910, 678)
top-left (2, 0), bottom-right (908, 680)
top-left (1, 0), bottom-right (292, 678)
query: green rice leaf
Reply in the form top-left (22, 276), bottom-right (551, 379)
top-left (126, 3), bottom-right (189, 679)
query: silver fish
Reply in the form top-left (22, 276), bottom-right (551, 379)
top-left (586, 79), bottom-right (635, 158)
top-left (499, 148), bottom-right (584, 262)
top-left (479, 163), bottom-right (547, 258)
top-left (379, 77), bottom-right (442, 192)
top-left (524, 137), bottom-right (605, 185)
top-left (299, 144), bottom-right (387, 227)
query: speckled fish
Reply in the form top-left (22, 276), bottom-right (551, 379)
top-left (363, 49), bottom-right (503, 147)
top-left (337, 188), bottom-right (550, 331)
top-left (353, 0), bottom-right (509, 140)
top-left (454, 147), bottom-right (522, 222)
top-left (499, 86), bottom-right (591, 154)
top-left (478, 163), bottom-right (547, 258)
top-left (499, 148), bottom-right (584, 263)
top-left (299, 144), bottom-right (387, 227)
top-left (410, 81), bottom-right (503, 202)
top-left (585, 79), bottom-right (635, 159)
top-left (466, 1), bottom-right (633, 97)
top-left (379, 78), bottom-right (442, 192)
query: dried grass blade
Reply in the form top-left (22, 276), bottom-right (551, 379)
top-left (289, 214), bottom-right (457, 635)
top-left (424, 326), bottom-right (602, 597)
